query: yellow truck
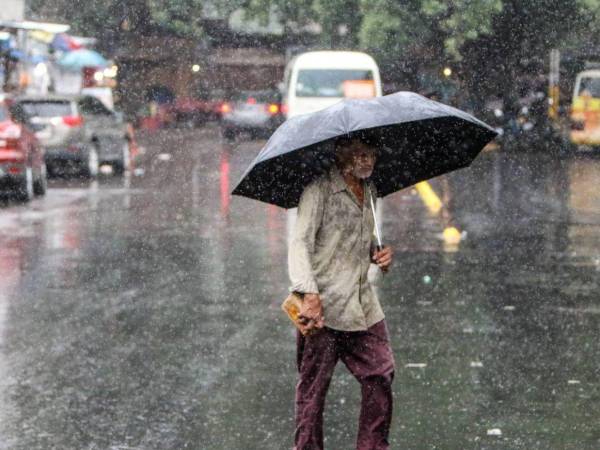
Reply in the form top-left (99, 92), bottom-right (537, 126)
top-left (570, 69), bottom-right (600, 148)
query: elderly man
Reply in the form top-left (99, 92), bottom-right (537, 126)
top-left (288, 136), bottom-right (395, 450)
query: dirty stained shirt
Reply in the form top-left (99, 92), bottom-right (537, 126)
top-left (288, 166), bottom-right (385, 332)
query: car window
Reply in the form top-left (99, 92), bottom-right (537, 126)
top-left (78, 96), bottom-right (113, 116)
top-left (19, 100), bottom-right (73, 117)
top-left (295, 69), bottom-right (374, 98)
top-left (578, 77), bottom-right (600, 97)
top-left (0, 105), bottom-right (8, 121)
top-left (236, 91), bottom-right (281, 103)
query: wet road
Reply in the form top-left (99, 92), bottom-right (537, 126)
top-left (0, 125), bottom-right (599, 449)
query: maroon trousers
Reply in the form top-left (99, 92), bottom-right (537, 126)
top-left (294, 320), bottom-right (395, 450)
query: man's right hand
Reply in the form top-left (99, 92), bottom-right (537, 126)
top-left (298, 293), bottom-right (324, 336)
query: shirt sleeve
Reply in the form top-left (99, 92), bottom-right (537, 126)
top-left (288, 181), bottom-right (324, 294)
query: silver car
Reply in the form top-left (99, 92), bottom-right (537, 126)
top-left (16, 95), bottom-right (130, 177)
top-left (220, 90), bottom-right (285, 141)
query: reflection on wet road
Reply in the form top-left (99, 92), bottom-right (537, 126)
top-left (0, 126), bottom-right (599, 449)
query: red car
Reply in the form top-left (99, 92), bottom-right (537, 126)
top-left (0, 98), bottom-right (47, 202)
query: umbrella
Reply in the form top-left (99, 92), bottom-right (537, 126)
top-left (232, 91), bottom-right (496, 210)
top-left (51, 33), bottom-right (83, 52)
top-left (57, 49), bottom-right (107, 70)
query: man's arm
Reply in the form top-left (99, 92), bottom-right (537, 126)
top-left (288, 182), bottom-right (323, 295)
top-left (288, 182), bottom-right (325, 333)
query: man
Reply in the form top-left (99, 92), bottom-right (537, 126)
top-left (288, 136), bottom-right (395, 450)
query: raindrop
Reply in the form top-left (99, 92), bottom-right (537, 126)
top-left (487, 428), bottom-right (502, 436)
top-left (423, 275), bottom-right (432, 284)
top-left (405, 363), bottom-right (427, 368)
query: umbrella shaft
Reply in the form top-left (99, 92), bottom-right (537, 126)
top-left (370, 192), bottom-right (383, 248)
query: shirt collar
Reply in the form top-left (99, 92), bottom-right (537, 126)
top-left (329, 166), bottom-right (348, 194)
top-left (329, 166), bottom-right (374, 195)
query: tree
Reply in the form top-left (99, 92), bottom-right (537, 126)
top-left (460, 0), bottom-right (600, 103)
top-left (243, 0), bottom-right (362, 48)
top-left (27, 0), bottom-right (206, 40)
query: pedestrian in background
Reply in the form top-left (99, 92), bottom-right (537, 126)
top-left (289, 135), bottom-right (395, 450)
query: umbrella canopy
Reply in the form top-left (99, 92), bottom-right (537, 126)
top-left (57, 49), bottom-right (107, 70)
top-left (232, 91), bottom-right (497, 209)
top-left (51, 33), bottom-right (83, 52)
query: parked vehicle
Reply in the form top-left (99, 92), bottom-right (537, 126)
top-left (162, 89), bottom-right (232, 127)
top-left (0, 97), bottom-right (47, 202)
top-left (15, 94), bottom-right (130, 176)
top-left (282, 51), bottom-right (383, 118)
top-left (220, 90), bottom-right (285, 140)
top-left (570, 69), bottom-right (600, 149)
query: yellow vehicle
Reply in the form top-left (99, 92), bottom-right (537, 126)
top-left (570, 69), bottom-right (600, 147)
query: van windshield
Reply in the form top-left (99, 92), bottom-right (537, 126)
top-left (296, 69), bottom-right (374, 97)
top-left (577, 77), bottom-right (600, 98)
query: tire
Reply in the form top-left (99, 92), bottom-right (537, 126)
top-left (113, 141), bottom-right (131, 175)
top-left (80, 146), bottom-right (99, 178)
top-left (33, 163), bottom-right (48, 196)
top-left (222, 128), bottom-right (236, 141)
top-left (14, 166), bottom-right (34, 202)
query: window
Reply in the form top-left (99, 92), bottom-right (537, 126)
top-left (78, 96), bottom-right (113, 116)
top-left (578, 77), bottom-right (600, 98)
top-left (295, 69), bottom-right (374, 98)
top-left (20, 101), bottom-right (72, 118)
top-left (235, 90), bottom-right (281, 103)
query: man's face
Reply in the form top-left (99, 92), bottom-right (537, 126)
top-left (339, 140), bottom-right (377, 180)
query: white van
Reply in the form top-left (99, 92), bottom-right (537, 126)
top-left (282, 51), bottom-right (382, 118)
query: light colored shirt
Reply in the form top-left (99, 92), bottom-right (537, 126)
top-left (288, 166), bottom-right (385, 331)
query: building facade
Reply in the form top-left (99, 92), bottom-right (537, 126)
top-left (0, 0), bottom-right (25, 22)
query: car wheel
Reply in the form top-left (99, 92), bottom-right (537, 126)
top-left (46, 162), bottom-right (56, 178)
top-left (80, 146), bottom-right (99, 178)
top-left (222, 128), bottom-right (236, 141)
top-left (113, 141), bottom-right (131, 175)
top-left (15, 166), bottom-right (34, 202)
top-left (33, 163), bottom-right (48, 196)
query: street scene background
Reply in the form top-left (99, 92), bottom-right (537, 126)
top-left (1, 0), bottom-right (600, 449)
top-left (1, 127), bottom-right (599, 449)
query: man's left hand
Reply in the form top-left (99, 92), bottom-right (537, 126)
top-left (373, 246), bottom-right (393, 272)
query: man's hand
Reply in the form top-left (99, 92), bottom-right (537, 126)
top-left (298, 293), bottom-right (324, 336)
top-left (373, 246), bottom-right (393, 273)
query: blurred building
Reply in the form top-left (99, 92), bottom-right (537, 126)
top-left (0, 0), bottom-right (24, 21)
top-left (112, 7), bottom-right (322, 120)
